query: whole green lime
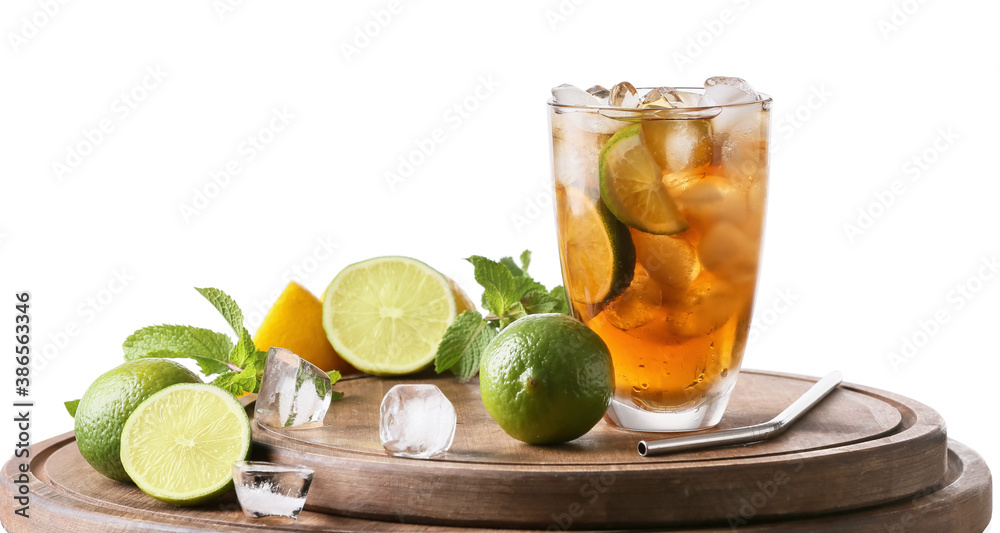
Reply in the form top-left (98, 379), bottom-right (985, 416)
top-left (480, 313), bottom-right (615, 444)
top-left (75, 359), bottom-right (201, 481)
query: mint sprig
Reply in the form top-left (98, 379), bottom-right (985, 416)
top-left (434, 251), bottom-right (569, 380)
top-left (123, 325), bottom-right (235, 375)
top-left (434, 311), bottom-right (497, 380)
top-left (120, 287), bottom-right (343, 398)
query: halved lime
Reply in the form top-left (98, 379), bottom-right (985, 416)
top-left (556, 185), bottom-right (635, 305)
top-left (119, 383), bottom-right (251, 505)
top-left (323, 256), bottom-right (457, 375)
top-left (74, 358), bottom-right (202, 482)
top-left (599, 124), bottom-right (689, 235)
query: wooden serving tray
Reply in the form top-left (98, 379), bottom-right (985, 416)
top-left (253, 370), bottom-right (954, 528)
top-left (1, 371), bottom-right (992, 532)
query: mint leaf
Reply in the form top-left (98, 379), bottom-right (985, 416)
top-left (229, 337), bottom-right (263, 369)
top-left (212, 368), bottom-right (258, 396)
top-left (123, 325), bottom-right (234, 375)
top-left (519, 250), bottom-right (531, 273)
top-left (195, 287), bottom-right (260, 380)
top-left (549, 285), bottom-right (570, 315)
top-left (65, 399), bottom-right (79, 418)
top-left (521, 289), bottom-right (561, 315)
top-left (122, 288), bottom-right (270, 397)
top-left (467, 256), bottom-right (520, 317)
top-left (326, 370), bottom-right (345, 401)
top-left (434, 311), bottom-right (497, 380)
top-left (499, 256), bottom-right (523, 278)
top-left (514, 275), bottom-right (546, 298)
top-left (195, 287), bottom-right (246, 336)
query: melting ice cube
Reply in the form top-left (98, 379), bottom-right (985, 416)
top-left (699, 77), bottom-right (766, 178)
top-left (551, 83), bottom-right (602, 107)
top-left (605, 264), bottom-right (663, 331)
top-left (701, 76), bottom-right (761, 106)
top-left (586, 85), bottom-right (611, 103)
top-left (608, 81), bottom-right (641, 108)
top-left (640, 87), bottom-right (705, 109)
top-left (255, 347), bottom-right (333, 429)
top-left (551, 83), bottom-right (626, 134)
top-left (641, 119), bottom-right (713, 174)
top-left (379, 384), bottom-right (456, 459)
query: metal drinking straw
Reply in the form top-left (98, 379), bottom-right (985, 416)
top-left (637, 371), bottom-right (843, 457)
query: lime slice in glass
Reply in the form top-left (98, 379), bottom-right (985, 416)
top-left (599, 124), bottom-right (689, 235)
top-left (119, 383), bottom-right (251, 505)
top-left (556, 185), bottom-right (635, 305)
top-left (322, 256), bottom-right (457, 376)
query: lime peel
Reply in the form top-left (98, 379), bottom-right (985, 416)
top-left (599, 124), bottom-right (689, 235)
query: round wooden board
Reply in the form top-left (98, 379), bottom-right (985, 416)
top-left (249, 370), bottom-right (953, 529)
top-left (1, 433), bottom-right (991, 532)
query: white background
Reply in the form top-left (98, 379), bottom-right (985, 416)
top-left (1, 0), bottom-right (997, 529)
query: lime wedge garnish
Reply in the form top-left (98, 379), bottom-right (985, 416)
top-left (119, 384), bottom-right (251, 505)
top-left (599, 124), bottom-right (689, 235)
top-left (322, 256), bottom-right (457, 375)
top-left (556, 185), bottom-right (635, 305)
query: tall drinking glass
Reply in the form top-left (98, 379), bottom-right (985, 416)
top-left (549, 85), bottom-right (770, 431)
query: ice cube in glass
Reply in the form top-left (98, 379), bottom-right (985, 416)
top-left (232, 461), bottom-right (313, 524)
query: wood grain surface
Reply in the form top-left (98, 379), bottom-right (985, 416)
top-left (0, 371), bottom-right (991, 532)
top-left (252, 370), bottom-right (950, 528)
top-left (0, 435), bottom-right (991, 532)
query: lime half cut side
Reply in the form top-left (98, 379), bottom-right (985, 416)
top-left (119, 383), bottom-right (251, 506)
top-left (599, 124), bottom-right (689, 235)
top-left (322, 256), bottom-right (457, 376)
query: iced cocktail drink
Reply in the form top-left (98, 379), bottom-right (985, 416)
top-left (549, 78), bottom-right (770, 431)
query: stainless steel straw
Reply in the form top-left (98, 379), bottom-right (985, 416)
top-left (637, 371), bottom-right (843, 457)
